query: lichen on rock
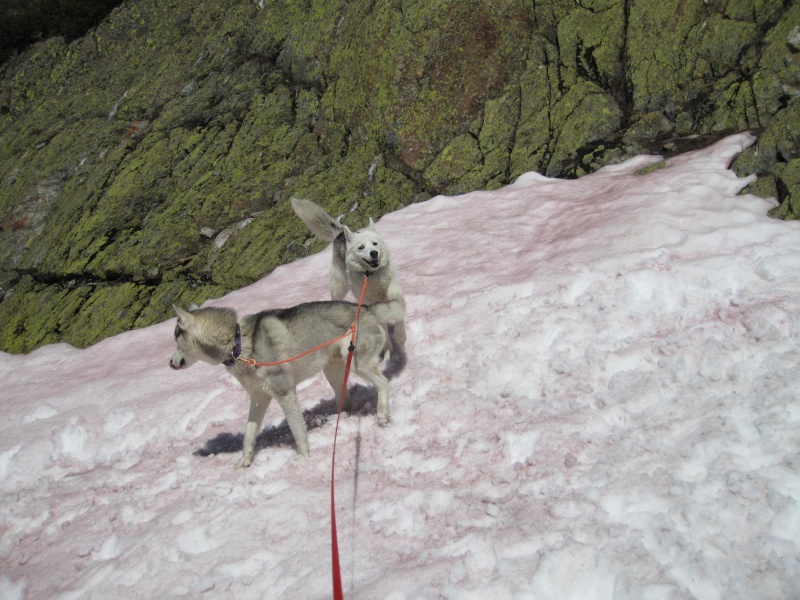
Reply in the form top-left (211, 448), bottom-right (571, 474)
top-left (0, 0), bottom-right (798, 352)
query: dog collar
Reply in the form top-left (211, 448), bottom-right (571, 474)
top-left (222, 324), bottom-right (242, 366)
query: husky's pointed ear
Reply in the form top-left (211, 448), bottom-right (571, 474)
top-left (173, 304), bottom-right (195, 326)
top-left (343, 225), bottom-right (355, 243)
top-left (188, 301), bottom-right (200, 311)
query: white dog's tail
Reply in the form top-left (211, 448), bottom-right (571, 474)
top-left (364, 299), bottom-right (406, 325)
top-left (290, 198), bottom-right (344, 242)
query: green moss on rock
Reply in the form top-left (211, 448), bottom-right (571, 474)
top-left (0, 0), bottom-right (798, 353)
top-left (627, 0), bottom-right (759, 127)
top-left (423, 134), bottom-right (482, 194)
top-left (547, 80), bottom-right (623, 176)
top-left (633, 160), bottom-right (667, 176)
top-left (766, 158), bottom-right (800, 220)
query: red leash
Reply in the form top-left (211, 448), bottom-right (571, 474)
top-left (330, 275), bottom-right (369, 600)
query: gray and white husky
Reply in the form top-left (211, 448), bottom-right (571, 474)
top-left (169, 299), bottom-right (403, 467)
top-left (291, 198), bottom-right (406, 347)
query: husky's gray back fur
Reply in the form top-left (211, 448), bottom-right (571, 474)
top-left (170, 299), bottom-right (401, 467)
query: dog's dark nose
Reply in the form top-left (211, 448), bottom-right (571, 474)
top-left (370, 250), bottom-right (378, 259)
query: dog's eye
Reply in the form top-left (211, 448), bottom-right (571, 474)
top-left (358, 245), bottom-right (365, 250)
top-left (174, 325), bottom-right (183, 340)
top-left (373, 242), bottom-right (378, 246)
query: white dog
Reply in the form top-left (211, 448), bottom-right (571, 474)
top-left (291, 198), bottom-right (406, 347)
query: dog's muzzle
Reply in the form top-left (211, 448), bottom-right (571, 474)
top-left (169, 357), bottom-right (185, 370)
top-left (365, 251), bottom-right (380, 269)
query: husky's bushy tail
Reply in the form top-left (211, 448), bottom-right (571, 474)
top-left (291, 198), bottom-right (344, 242)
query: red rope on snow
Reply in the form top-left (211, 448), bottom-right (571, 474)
top-left (330, 274), bottom-right (369, 600)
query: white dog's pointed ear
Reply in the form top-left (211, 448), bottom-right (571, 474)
top-left (367, 217), bottom-right (377, 230)
top-left (173, 304), bottom-right (194, 326)
top-left (343, 225), bottom-right (355, 243)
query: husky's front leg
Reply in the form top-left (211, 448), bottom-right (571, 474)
top-left (238, 391), bottom-right (271, 468)
top-left (275, 389), bottom-right (310, 457)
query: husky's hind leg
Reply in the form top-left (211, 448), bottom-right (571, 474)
top-left (354, 325), bottom-right (391, 421)
top-left (324, 355), bottom-right (353, 413)
top-left (357, 366), bottom-right (389, 423)
top-left (392, 320), bottom-right (407, 348)
top-left (354, 356), bottom-right (390, 423)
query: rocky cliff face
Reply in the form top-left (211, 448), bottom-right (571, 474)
top-left (1, 0), bottom-right (798, 353)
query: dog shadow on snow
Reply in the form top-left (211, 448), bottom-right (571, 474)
top-left (194, 343), bottom-right (406, 458)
